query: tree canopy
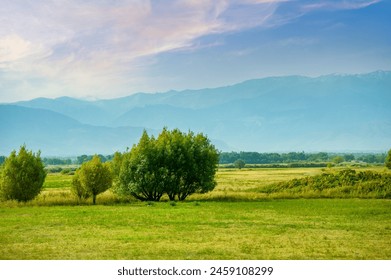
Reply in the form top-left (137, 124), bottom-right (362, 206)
top-left (115, 128), bottom-right (219, 201)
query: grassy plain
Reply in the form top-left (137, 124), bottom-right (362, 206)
top-left (0, 167), bottom-right (390, 259)
top-left (1, 200), bottom-right (390, 259)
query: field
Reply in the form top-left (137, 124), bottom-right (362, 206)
top-left (0, 167), bottom-right (390, 259)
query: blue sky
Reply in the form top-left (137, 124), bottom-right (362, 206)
top-left (0, 0), bottom-right (390, 102)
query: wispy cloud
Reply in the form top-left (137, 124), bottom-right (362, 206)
top-left (0, 0), bottom-right (383, 101)
top-left (301, 0), bottom-right (382, 12)
top-left (0, 0), bottom-right (281, 100)
top-left (0, 34), bottom-right (51, 66)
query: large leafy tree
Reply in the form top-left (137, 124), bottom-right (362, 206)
top-left (169, 130), bottom-right (219, 201)
top-left (72, 155), bottom-right (112, 204)
top-left (117, 128), bottom-right (219, 201)
top-left (117, 131), bottom-right (167, 201)
top-left (0, 145), bottom-right (46, 202)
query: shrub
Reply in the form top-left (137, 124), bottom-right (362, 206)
top-left (71, 172), bottom-right (91, 201)
top-left (266, 169), bottom-right (391, 198)
top-left (60, 168), bottom-right (71, 175)
top-left (0, 145), bottom-right (46, 202)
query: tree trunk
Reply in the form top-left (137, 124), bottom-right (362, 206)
top-left (92, 194), bottom-right (96, 205)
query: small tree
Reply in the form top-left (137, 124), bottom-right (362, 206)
top-left (332, 156), bottom-right (344, 165)
top-left (386, 148), bottom-right (391, 169)
top-left (234, 159), bottom-right (246, 169)
top-left (72, 155), bottom-right (112, 204)
top-left (0, 145), bottom-right (46, 202)
top-left (344, 154), bottom-right (355, 162)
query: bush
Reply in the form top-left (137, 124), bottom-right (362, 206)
top-left (0, 146), bottom-right (46, 202)
top-left (71, 172), bottom-right (91, 201)
top-left (46, 167), bottom-right (63, 173)
top-left (60, 168), bottom-right (71, 175)
top-left (265, 169), bottom-right (391, 198)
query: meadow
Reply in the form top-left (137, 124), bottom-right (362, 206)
top-left (0, 167), bottom-right (390, 259)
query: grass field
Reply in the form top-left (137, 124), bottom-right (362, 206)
top-left (1, 200), bottom-right (390, 259)
top-left (1, 167), bottom-right (390, 259)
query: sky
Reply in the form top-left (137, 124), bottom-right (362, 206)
top-left (0, 0), bottom-right (390, 102)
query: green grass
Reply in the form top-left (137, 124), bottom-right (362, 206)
top-left (202, 167), bottom-right (324, 200)
top-left (1, 166), bottom-right (390, 259)
top-left (0, 200), bottom-right (390, 259)
top-left (43, 173), bottom-right (73, 189)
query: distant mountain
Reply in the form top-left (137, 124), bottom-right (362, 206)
top-left (2, 71), bottom-right (391, 155)
top-left (0, 105), bottom-right (146, 156)
top-left (14, 96), bottom-right (114, 126)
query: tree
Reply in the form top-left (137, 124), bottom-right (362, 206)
top-left (72, 155), bottom-right (112, 204)
top-left (163, 129), bottom-right (219, 201)
top-left (76, 155), bottom-right (92, 164)
top-left (0, 145), bottom-right (46, 202)
top-left (117, 128), bottom-right (219, 201)
top-left (117, 131), bottom-right (166, 201)
top-left (344, 154), bottom-right (355, 162)
top-left (234, 159), bottom-right (246, 169)
top-left (386, 149), bottom-right (391, 169)
top-left (332, 156), bottom-right (344, 165)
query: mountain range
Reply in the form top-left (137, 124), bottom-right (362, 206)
top-left (1, 71), bottom-right (390, 156)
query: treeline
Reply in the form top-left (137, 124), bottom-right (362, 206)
top-left (41, 154), bottom-right (114, 165)
top-left (219, 151), bottom-right (386, 165)
top-left (1, 151), bottom-right (386, 167)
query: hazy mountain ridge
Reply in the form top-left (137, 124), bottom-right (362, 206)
top-left (0, 105), bottom-right (147, 156)
top-left (2, 71), bottom-right (390, 155)
top-left (13, 71), bottom-right (391, 121)
top-left (14, 96), bottom-right (115, 126)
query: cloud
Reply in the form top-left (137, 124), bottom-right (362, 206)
top-left (0, 0), bottom-right (278, 100)
top-left (0, 0), bottom-right (383, 101)
top-left (0, 35), bottom-right (35, 63)
top-left (0, 34), bottom-right (52, 69)
top-left (0, 0), bottom-right (282, 63)
top-left (300, 0), bottom-right (382, 13)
